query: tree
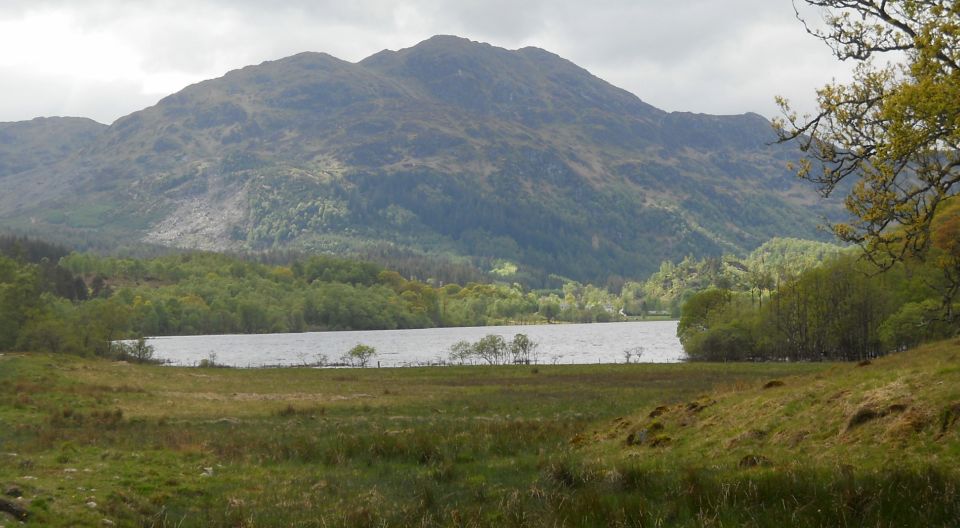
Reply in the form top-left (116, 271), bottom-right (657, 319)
top-left (879, 299), bottom-right (948, 351)
top-left (472, 334), bottom-right (508, 365)
top-left (508, 333), bottom-right (539, 364)
top-left (75, 298), bottom-right (131, 356)
top-left (677, 288), bottom-right (733, 346)
top-left (538, 299), bottom-right (561, 323)
top-left (342, 343), bottom-right (377, 367)
top-left (623, 346), bottom-right (644, 363)
top-left (775, 1), bottom-right (960, 271)
top-left (930, 198), bottom-right (960, 317)
top-left (767, 256), bottom-right (894, 361)
top-left (448, 340), bottom-right (474, 365)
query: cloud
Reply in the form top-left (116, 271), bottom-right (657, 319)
top-left (0, 0), bottom-right (853, 124)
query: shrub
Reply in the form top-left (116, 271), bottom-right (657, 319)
top-left (110, 337), bottom-right (157, 364)
top-left (198, 353), bottom-right (227, 368)
top-left (449, 334), bottom-right (541, 365)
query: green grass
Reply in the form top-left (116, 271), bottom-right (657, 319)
top-left (1, 345), bottom-right (959, 526)
top-left (590, 339), bottom-right (960, 468)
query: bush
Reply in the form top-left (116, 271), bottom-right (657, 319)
top-left (110, 337), bottom-right (158, 364)
top-left (198, 353), bottom-right (227, 368)
top-left (689, 322), bottom-right (756, 361)
top-left (447, 334), bottom-right (541, 365)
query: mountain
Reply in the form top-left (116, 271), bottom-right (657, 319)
top-left (0, 117), bottom-right (106, 177)
top-left (0, 36), bottom-right (841, 284)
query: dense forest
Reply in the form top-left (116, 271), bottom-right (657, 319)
top-left (678, 200), bottom-right (960, 361)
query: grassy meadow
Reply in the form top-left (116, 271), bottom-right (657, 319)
top-left (1, 343), bottom-right (959, 526)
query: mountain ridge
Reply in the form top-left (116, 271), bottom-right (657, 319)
top-left (0, 35), bottom-right (841, 285)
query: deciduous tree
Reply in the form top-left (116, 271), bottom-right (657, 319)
top-left (342, 343), bottom-right (377, 367)
top-left (776, 1), bottom-right (960, 271)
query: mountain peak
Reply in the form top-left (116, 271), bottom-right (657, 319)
top-left (414, 34), bottom-right (483, 47)
top-left (359, 35), bottom-right (494, 69)
top-left (357, 35), bottom-right (661, 121)
top-left (271, 51), bottom-right (351, 69)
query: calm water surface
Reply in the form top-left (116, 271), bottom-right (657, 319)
top-left (148, 320), bottom-right (684, 367)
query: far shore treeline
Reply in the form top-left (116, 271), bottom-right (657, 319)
top-left (0, 232), bottom-right (843, 359)
top-left (2, 212), bottom-right (956, 363)
top-left (0, 234), bottom-right (635, 358)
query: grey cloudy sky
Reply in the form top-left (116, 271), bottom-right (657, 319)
top-left (0, 0), bottom-right (851, 124)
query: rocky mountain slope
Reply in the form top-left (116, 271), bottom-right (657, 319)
top-left (0, 36), bottom-right (841, 284)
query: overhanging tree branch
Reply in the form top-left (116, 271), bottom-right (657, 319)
top-left (777, 1), bottom-right (959, 271)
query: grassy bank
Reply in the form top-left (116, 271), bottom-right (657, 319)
top-left (1, 345), bottom-right (958, 526)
